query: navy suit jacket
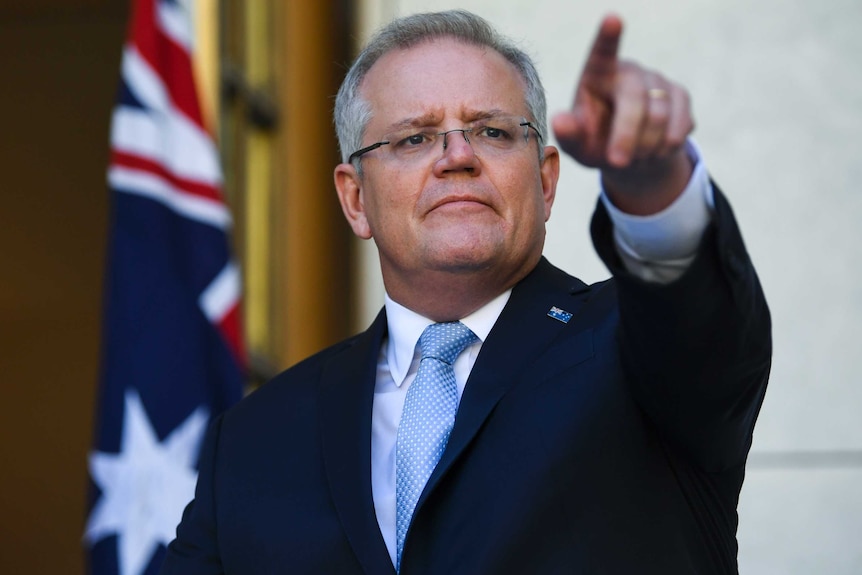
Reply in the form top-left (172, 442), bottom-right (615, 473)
top-left (161, 189), bottom-right (771, 574)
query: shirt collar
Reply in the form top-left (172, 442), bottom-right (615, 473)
top-left (384, 289), bottom-right (512, 387)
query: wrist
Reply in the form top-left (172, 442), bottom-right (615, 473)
top-left (601, 148), bottom-right (694, 216)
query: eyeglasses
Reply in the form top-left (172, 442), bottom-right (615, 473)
top-left (348, 114), bottom-right (543, 165)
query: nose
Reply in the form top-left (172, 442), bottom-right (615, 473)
top-left (440, 129), bottom-right (471, 152)
top-left (433, 129), bottom-right (481, 176)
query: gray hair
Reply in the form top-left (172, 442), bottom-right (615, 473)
top-left (334, 10), bottom-right (548, 168)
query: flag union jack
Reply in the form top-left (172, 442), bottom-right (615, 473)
top-left (86, 1), bottom-right (244, 574)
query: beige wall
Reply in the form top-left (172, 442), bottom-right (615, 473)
top-left (354, 0), bottom-right (862, 572)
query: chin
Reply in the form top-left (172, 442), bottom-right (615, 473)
top-left (425, 244), bottom-right (500, 274)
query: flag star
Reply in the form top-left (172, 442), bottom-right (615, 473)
top-left (86, 388), bottom-right (209, 575)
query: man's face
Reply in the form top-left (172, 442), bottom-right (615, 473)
top-left (335, 38), bottom-right (559, 301)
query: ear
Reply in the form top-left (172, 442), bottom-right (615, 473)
top-left (334, 163), bottom-right (372, 239)
top-left (539, 145), bottom-right (560, 221)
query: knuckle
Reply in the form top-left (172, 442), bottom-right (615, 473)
top-left (665, 131), bottom-right (687, 149)
top-left (649, 106), bottom-right (671, 126)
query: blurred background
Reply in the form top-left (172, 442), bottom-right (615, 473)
top-left (1, 0), bottom-right (859, 573)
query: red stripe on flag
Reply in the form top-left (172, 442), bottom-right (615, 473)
top-left (217, 303), bottom-right (246, 369)
top-left (120, 0), bottom-right (246, 375)
top-left (130, 0), bottom-right (205, 129)
top-left (111, 149), bottom-right (223, 203)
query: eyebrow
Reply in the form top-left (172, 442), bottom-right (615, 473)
top-left (382, 108), bottom-right (511, 133)
top-left (382, 113), bottom-right (441, 134)
top-left (463, 108), bottom-right (508, 122)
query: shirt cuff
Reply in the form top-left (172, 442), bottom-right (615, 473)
top-left (599, 139), bottom-right (715, 283)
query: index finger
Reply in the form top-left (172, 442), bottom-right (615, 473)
top-left (579, 14), bottom-right (624, 96)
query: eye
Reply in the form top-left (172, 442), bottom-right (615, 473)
top-left (392, 131), bottom-right (433, 149)
top-left (476, 124), bottom-right (513, 141)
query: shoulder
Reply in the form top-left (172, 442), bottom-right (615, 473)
top-left (526, 256), bottom-right (618, 310)
top-left (219, 326), bottom-right (377, 436)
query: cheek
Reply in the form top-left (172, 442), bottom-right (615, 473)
top-left (496, 168), bottom-right (547, 220)
top-left (362, 172), bottom-right (420, 232)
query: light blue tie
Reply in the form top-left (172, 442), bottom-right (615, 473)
top-left (395, 321), bottom-right (478, 571)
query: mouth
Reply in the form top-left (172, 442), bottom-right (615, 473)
top-left (427, 200), bottom-right (494, 221)
top-left (428, 194), bottom-right (493, 213)
top-left (436, 197), bottom-right (486, 208)
top-left (420, 182), bottom-right (499, 218)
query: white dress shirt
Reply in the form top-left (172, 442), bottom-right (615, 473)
top-left (372, 141), bottom-right (714, 566)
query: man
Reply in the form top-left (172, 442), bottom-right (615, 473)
top-left (162, 10), bottom-right (770, 575)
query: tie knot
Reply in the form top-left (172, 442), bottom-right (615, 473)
top-left (417, 321), bottom-right (478, 365)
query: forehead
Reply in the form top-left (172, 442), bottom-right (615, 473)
top-left (359, 38), bottom-right (528, 129)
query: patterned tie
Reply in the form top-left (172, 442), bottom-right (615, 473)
top-left (395, 321), bottom-right (478, 571)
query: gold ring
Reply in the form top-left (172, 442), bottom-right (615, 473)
top-left (647, 88), bottom-right (669, 100)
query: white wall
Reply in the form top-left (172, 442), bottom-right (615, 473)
top-left (353, 1), bottom-right (862, 571)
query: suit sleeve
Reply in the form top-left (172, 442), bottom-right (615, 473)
top-left (159, 415), bottom-right (225, 575)
top-left (591, 184), bottom-right (772, 472)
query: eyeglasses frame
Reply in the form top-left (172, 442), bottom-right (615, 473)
top-left (347, 119), bottom-right (543, 164)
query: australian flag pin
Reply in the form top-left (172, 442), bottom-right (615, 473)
top-left (547, 306), bottom-right (573, 324)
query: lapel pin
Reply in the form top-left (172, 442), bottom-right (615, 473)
top-left (547, 306), bottom-right (573, 324)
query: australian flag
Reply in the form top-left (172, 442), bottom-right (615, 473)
top-left (85, 1), bottom-right (244, 574)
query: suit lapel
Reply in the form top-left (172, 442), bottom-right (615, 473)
top-left (319, 311), bottom-right (396, 575)
top-left (418, 258), bottom-right (592, 509)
